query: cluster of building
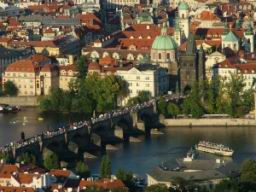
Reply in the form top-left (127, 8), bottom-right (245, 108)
top-left (1, 0), bottom-right (256, 102)
top-left (0, 163), bottom-right (128, 192)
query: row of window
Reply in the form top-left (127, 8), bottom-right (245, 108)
top-left (129, 83), bottom-right (151, 87)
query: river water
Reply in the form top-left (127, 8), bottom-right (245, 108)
top-left (1, 108), bottom-right (256, 176)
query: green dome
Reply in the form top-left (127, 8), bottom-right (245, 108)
top-left (152, 35), bottom-right (177, 50)
top-left (179, 2), bottom-right (189, 10)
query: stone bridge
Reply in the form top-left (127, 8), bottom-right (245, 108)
top-left (2, 94), bottom-right (183, 163)
top-left (8, 103), bottom-right (157, 162)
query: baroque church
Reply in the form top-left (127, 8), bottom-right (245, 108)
top-left (151, 1), bottom-right (205, 93)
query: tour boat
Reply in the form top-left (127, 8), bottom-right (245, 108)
top-left (195, 141), bottom-right (234, 157)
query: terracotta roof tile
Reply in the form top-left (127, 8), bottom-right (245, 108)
top-left (0, 164), bottom-right (19, 179)
top-left (79, 179), bottom-right (128, 191)
top-left (50, 169), bottom-right (70, 177)
top-left (0, 186), bottom-right (35, 192)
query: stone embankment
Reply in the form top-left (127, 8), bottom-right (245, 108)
top-left (0, 96), bottom-right (39, 106)
top-left (162, 118), bottom-right (256, 127)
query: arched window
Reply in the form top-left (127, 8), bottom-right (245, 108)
top-left (159, 53), bottom-right (161, 59)
top-left (167, 53), bottom-right (170, 59)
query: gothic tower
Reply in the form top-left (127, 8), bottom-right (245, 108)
top-left (198, 45), bottom-right (206, 82)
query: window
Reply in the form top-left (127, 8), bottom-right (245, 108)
top-left (167, 53), bottom-right (170, 59)
top-left (145, 77), bottom-right (150, 80)
top-left (136, 76), bottom-right (140, 80)
top-left (136, 83), bottom-right (139, 86)
top-left (158, 53), bottom-right (161, 59)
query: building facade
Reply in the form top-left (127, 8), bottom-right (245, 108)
top-left (116, 64), bottom-right (169, 105)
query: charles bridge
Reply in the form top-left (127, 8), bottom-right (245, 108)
top-left (0, 95), bottom-right (182, 162)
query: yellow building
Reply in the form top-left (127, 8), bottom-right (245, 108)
top-left (2, 55), bottom-right (59, 96)
top-left (59, 64), bottom-right (78, 90)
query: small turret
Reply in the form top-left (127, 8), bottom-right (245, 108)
top-left (224, 21), bottom-right (229, 35)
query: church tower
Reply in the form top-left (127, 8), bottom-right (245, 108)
top-left (178, 1), bottom-right (190, 39)
top-left (174, 12), bottom-right (182, 46)
top-left (244, 23), bottom-right (255, 53)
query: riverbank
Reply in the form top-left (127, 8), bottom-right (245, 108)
top-left (0, 96), bottom-right (39, 106)
top-left (161, 118), bottom-right (256, 127)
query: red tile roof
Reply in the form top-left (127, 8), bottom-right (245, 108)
top-left (5, 54), bottom-right (51, 73)
top-left (99, 56), bottom-right (117, 66)
top-left (0, 186), bottom-right (35, 192)
top-left (199, 11), bottom-right (220, 21)
top-left (0, 164), bottom-right (19, 179)
top-left (79, 178), bottom-right (128, 191)
top-left (50, 169), bottom-right (70, 177)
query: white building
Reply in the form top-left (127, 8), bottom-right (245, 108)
top-left (116, 64), bottom-right (169, 105)
top-left (213, 60), bottom-right (256, 90)
top-left (205, 51), bottom-right (226, 80)
top-left (103, 0), bottom-right (140, 9)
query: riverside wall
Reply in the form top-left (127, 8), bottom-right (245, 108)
top-left (162, 118), bottom-right (256, 127)
top-left (0, 96), bottom-right (39, 106)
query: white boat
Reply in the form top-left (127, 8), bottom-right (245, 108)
top-left (195, 141), bottom-right (234, 157)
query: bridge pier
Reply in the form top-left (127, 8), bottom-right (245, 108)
top-left (114, 127), bottom-right (124, 140)
top-left (91, 133), bottom-right (102, 148)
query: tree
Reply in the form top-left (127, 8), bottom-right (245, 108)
top-left (240, 159), bottom-right (256, 183)
top-left (116, 168), bottom-right (136, 191)
top-left (224, 74), bottom-right (245, 117)
top-left (206, 78), bottom-right (222, 114)
top-left (212, 179), bottom-right (239, 192)
top-left (100, 155), bottom-right (111, 178)
top-left (4, 80), bottom-right (18, 96)
top-left (182, 82), bottom-right (204, 118)
top-left (157, 97), bottom-right (167, 116)
top-left (43, 151), bottom-right (59, 170)
top-left (75, 161), bottom-right (90, 178)
top-left (145, 184), bottom-right (169, 192)
top-left (167, 102), bottom-right (180, 118)
top-left (127, 91), bottom-right (151, 106)
top-left (76, 56), bottom-right (89, 79)
top-left (0, 152), bottom-right (11, 163)
top-left (16, 152), bottom-right (36, 164)
top-left (137, 91), bottom-right (151, 102)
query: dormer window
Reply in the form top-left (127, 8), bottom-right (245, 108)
top-left (147, 36), bottom-right (151, 39)
top-left (130, 36), bottom-right (134, 39)
top-left (139, 35), bottom-right (142, 39)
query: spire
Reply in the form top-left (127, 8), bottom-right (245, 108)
top-left (174, 11), bottom-right (180, 31)
top-left (224, 21), bottom-right (229, 35)
top-left (161, 22), bottom-right (167, 36)
top-left (199, 44), bottom-right (204, 53)
top-left (186, 32), bottom-right (196, 55)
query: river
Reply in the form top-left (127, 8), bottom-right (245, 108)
top-left (1, 107), bottom-right (256, 176)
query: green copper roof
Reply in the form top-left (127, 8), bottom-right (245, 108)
top-left (223, 31), bottom-right (239, 42)
top-left (179, 2), bottom-right (189, 10)
top-left (245, 24), bottom-right (254, 35)
top-left (152, 35), bottom-right (177, 50)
